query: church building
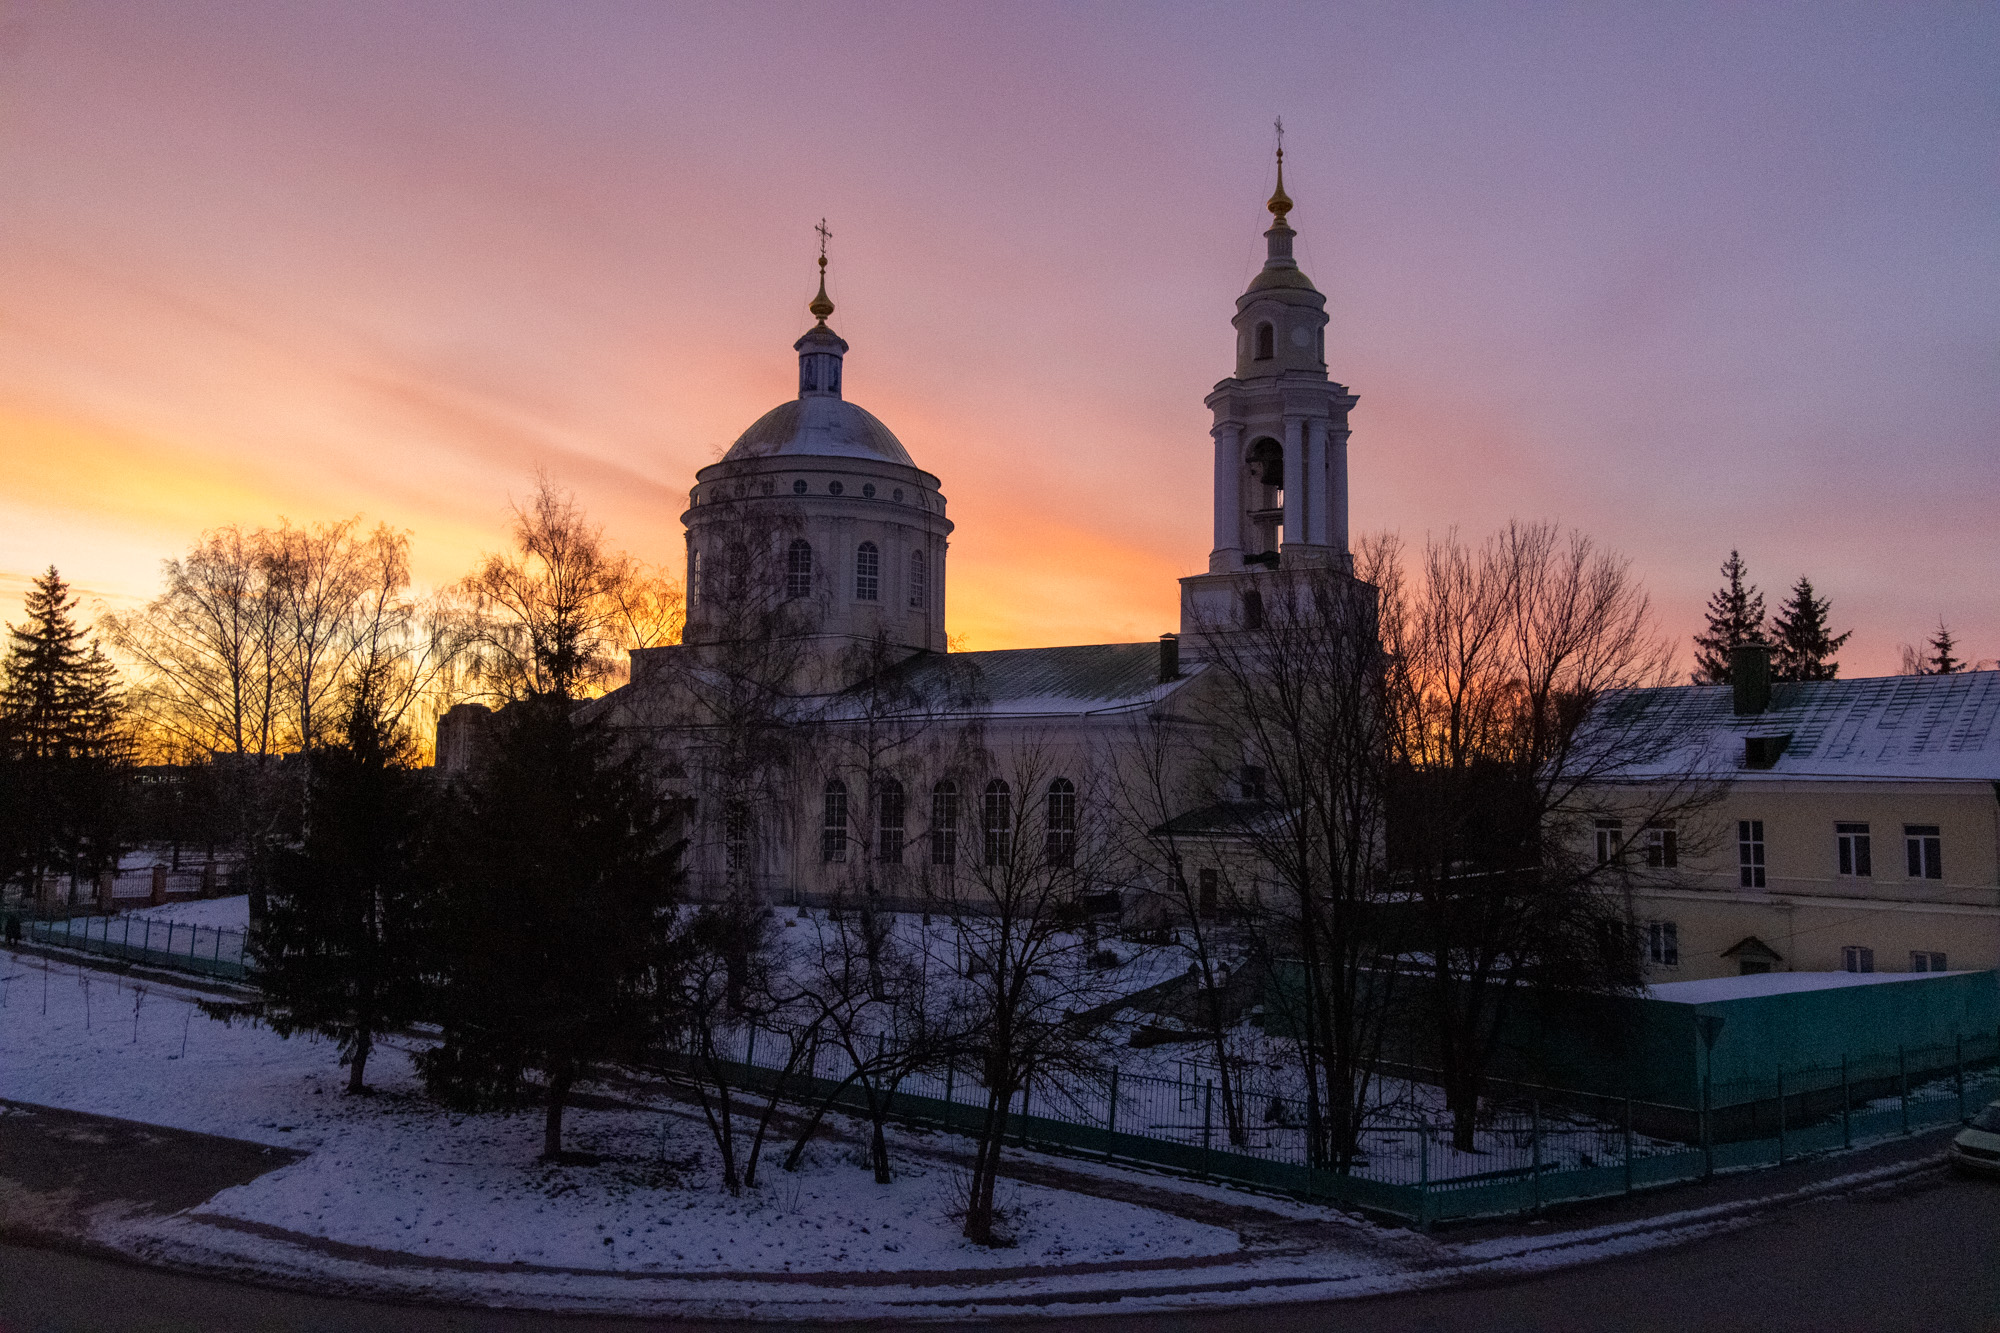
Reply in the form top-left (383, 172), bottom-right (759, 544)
top-left (452, 152), bottom-right (1373, 905)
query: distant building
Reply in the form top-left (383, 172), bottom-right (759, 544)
top-left (1583, 650), bottom-right (2000, 981)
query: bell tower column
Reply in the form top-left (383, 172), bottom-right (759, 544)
top-left (1210, 423), bottom-right (1243, 572)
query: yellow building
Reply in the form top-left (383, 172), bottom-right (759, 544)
top-left (1595, 659), bottom-right (2000, 983)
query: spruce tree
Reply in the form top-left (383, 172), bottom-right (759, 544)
top-left (1769, 576), bottom-right (1851, 682)
top-left (0, 567), bottom-right (126, 898)
top-left (236, 687), bottom-right (436, 1093)
top-left (1691, 550), bottom-right (1765, 684)
top-left (420, 695), bottom-right (682, 1160)
top-left (1924, 622), bottom-right (1966, 675)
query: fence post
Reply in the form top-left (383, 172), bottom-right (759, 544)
top-left (1202, 1079), bottom-right (1215, 1179)
top-left (1776, 1067), bottom-right (1786, 1165)
top-left (1530, 1099), bottom-right (1543, 1215)
top-left (1417, 1119), bottom-right (1430, 1233)
top-left (1899, 1045), bottom-right (1909, 1136)
top-left (1623, 1097), bottom-right (1634, 1196)
top-left (1957, 1036), bottom-right (1965, 1121)
top-left (944, 1060), bottom-right (954, 1110)
top-left (1701, 1076), bottom-right (1713, 1181)
top-left (1018, 1077), bottom-right (1031, 1149)
top-left (1841, 1055), bottom-right (1851, 1149)
top-left (1105, 1069), bottom-right (1120, 1161)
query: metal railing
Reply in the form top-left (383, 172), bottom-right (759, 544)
top-left (14, 913), bottom-right (249, 982)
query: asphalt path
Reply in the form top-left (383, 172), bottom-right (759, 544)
top-left (2, 1168), bottom-right (1994, 1333)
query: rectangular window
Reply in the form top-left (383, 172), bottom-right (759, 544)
top-left (876, 781), bottom-right (905, 865)
top-left (1738, 820), bottom-right (1766, 888)
top-left (724, 803), bottom-right (749, 873)
top-left (1198, 868), bottom-right (1220, 917)
top-left (1646, 920), bottom-right (1679, 967)
top-left (1842, 945), bottom-right (1874, 974)
top-left (1837, 822), bottom-right (1872, 877)
top-left (1645, 823), bottom-right (1678, 869)
top-left (1905, 825), bottom-right (1942, 880)
top-left (908, 548), bottom-right (927, 610)
top-left (855, 543), bottom-right (880, 601)
top-left (821, 784), bottom-right (848, 863)
top-left (1910, 950), bottom-right (1947, 972)
top-left (1595, 820), bottom-right (1623, 867)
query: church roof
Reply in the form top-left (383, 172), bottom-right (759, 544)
top-left (1579, 669), bottom-right (2000, 782)
top-left (722, 395), bottom-right (916, 468)
top-left (870, 642), bottom-right (1202, 720)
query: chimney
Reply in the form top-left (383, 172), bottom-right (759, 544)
top-left (1731, 642), bottom-right (1771, 716)
top-left (1159, 633), bottom-right (1180, 683)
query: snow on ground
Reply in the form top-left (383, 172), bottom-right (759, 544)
top-left (0, 951), bottom-right (1239, 1274)
top-left (120, 894), bottom-right (251, 933)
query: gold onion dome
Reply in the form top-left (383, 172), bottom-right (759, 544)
top-left (1267, 148), bottom-right (1293, 226)
top-left (808, 256), bottom-right (835, 325)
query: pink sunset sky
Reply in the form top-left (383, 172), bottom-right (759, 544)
top-left (1, 1), bottom-right (1994, 674)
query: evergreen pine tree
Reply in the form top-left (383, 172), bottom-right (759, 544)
top-left (420, 695), bottom-right (683, 1160)
top-left (233, 687), bottom-right (436, 1093)
top-left (1769, 576), bottom-right (1851, 682)
top-left (1924, 622), bottom-right (1966, 675)
top-left (1690, 550), bottom-right (1765, 684)
top-left (0, 567), bottom-right (127, 898)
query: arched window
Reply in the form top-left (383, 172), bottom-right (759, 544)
top-left (821, 779), bottom-right (848, 863)
top-left (690, 550), bottom-right (702, 607)
top-left (787, 539), bottom-right (813, 599)
top-left (875, 776), bottom-right (905, 865)
top-left (983, 779), bottom-right (1012, 866)
top-left (908, 548), bottom-right (927, 610)
top-left (1255, 321), bottom-right (1275, 360)
top-left (930, 780), bottom-right (959, 865)
top-left (1243, 588), bottom-right (1265, 631)
top-left (1044, 778), bottom-right (1076, 868)
top-left (855, 542), bottom-right (879, 600)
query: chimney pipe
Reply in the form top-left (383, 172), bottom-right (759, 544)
top-left (1731, 642), bottom-right (1771, 716)
top-left (1159, 633), bottom-right (1180, 684)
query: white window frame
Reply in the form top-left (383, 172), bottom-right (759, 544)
top-left (1738, 819), bottom-right (1766, 888)
top-left (1646, 920), bottom-right (1679, 967)
top-left (1904, 825), bottom-right (1942, 880)
top-left (1842, 944), bottom-right (1874, 974)
top-left (1836, 822), bottom-right (1872, 877)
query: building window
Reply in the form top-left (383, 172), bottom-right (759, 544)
top-left (1911, 950), bottom-right (1947, 972)
top-left (1905, 825), bottom-right (1942, 880)
top-left (876, 776), bottom-right (905, 864)
top-left (930, 780), bottom-right (958, 865)
top-left (793, 479), bottom-right (808, 494)
top-left (855, 542), bottom-right (879, 600)
top-left (828, 480), bottom-right (844, 496)
top-left (1842, 945), bottom-right (1874, 974)
top-left (690, 550), bottom-right (702, 606)
top-left (821, 780), bottom-right (848, 863)
top-left (1198, 868), bottom-right (1220, 917)
top-left (724, 803), bottom-right (749, 873)
top-left (1242, 588), bottom-right (1264, 630)
top-left (1239, 765), bottom-right (1267, 802)
top-left (1044, 778), bottom-right (1076, 868)
top-left (1738, 820), bottom-right (1765, 888)
top-left (862, 483), bottom-right (876, 499)
top-left (1255, 321), bottom-right (1274, 360)
top-left (909, 548), bottom-right (927, 609)
top-left (1837, 822), bottom-right (1872, 877)
top-left (786, 539), bottom-right (813, 599)
top-left (1595, 820), bottom-right (1622, 867)
top-left (983, 779), bottom-right (1012, 866)
top-left (1645, 823), bottom-right (1678, 868)
top-left (1645, 921), bottom-right (1679, 967)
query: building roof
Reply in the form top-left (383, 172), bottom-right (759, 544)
top-left (1582, 670), bottom-right (2000, 782)
top-left (1646, 970), bottom-right (1980, 1004)
top-left (868, 642), bottom-right (1200, 721)
top-left (721, 395), bottom-right (915, 468)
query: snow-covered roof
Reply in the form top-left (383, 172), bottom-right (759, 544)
top-left (875, 642), bottom-right (1202, 720)
top-left (721, 395), bottom-right (916, 468)
top-left (1646, 970), bottom-right (1981, 1004)
top-left (1581, 670), bottom-right (2000, 782)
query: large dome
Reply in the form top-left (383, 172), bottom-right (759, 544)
top-left (721, 395), bottom-right (915, 468)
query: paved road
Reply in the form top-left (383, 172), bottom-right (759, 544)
top-left (2, 1167), bottom-right (1995, 1333)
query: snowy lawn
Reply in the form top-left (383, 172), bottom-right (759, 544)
top-left (121, 895), bottom-right (252, 933)
top-left (0, 951), bottom-right (1239, 1274)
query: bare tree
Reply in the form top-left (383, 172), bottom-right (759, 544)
top-left (1186, 562), bottom-right (1393, 1174)
top-left (1374, 522), bottom-right (1720, 1148)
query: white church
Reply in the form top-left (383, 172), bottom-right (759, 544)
top-left (447, 154), bottom-right (1373, 903)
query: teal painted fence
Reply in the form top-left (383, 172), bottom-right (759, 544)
top-left (656, 1029), bottom-right (2000, 1229)
top-left (18, 913), bottom-right (248, 981)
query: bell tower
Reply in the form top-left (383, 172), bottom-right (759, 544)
top-left (1181, 136), bottom-right (1359, 638)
